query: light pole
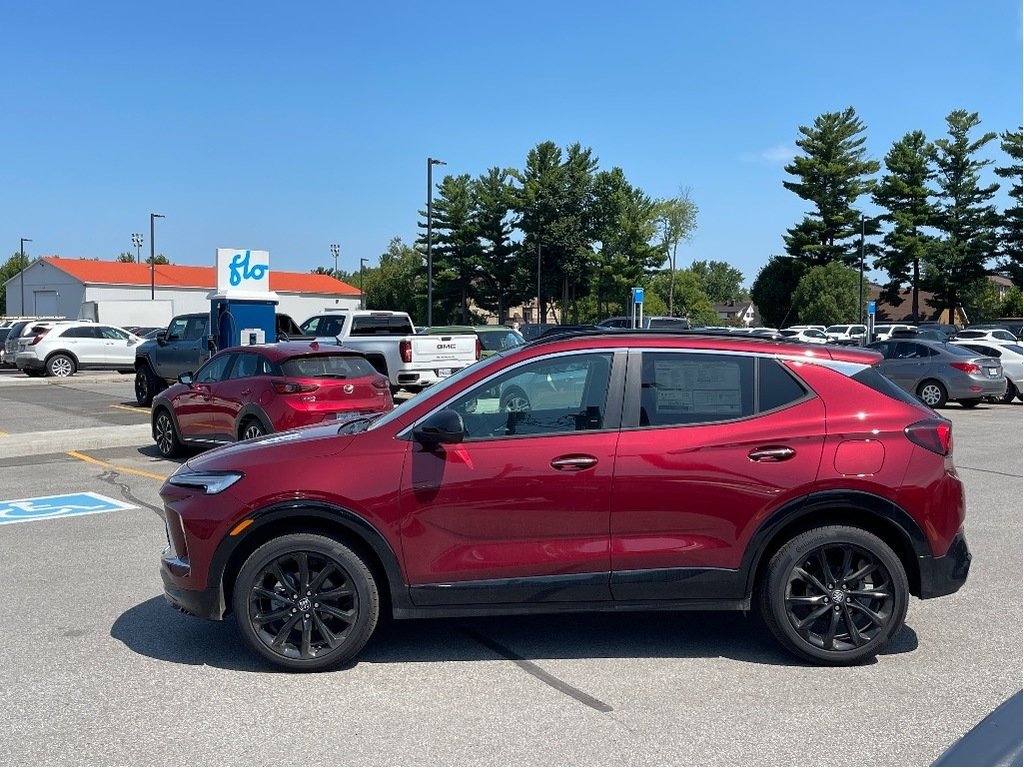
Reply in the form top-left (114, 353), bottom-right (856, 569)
top-left (536, 242), bottom-right (542, 324)
top-left (132, 233), bottom-right (143, 264)
top-left (858, 214), bottom-right (865, 325)
top-left (330, 243), bottom-right (340, 277)
top-left (19, 237), bottom-right (31, 315)
top-left (150, 213), bottom-right (164, 300)
top-left (359, 257), bottom-right (368, 310)
top-left (426, 156), bottom-right (446, 327)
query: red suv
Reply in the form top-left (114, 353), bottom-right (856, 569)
top-left (151, 342), bottom-right (392, 457)
top-left (158, 332), bottom-right (970, 670)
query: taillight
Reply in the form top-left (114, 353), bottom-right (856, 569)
top-left (475, 337), bottom-right (481, 359)
top-left (905, 418), bottom-right (953, 456)
top-left (29, 331), bottom-right (50, 345)
top-left (949, 362), bottom-right (980, 374)
top-left (272, 380), bottom-right (320, 395)
top-left (399, 339), bottom-right (412, 363)
top-left (371, 376), bottom-right (390, 390)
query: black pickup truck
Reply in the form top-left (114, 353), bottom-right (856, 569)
top-left (133, 312), bottom-right (311, 406)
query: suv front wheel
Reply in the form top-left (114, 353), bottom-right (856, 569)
top-left (135, 365), bottom-right (159, 407)
top-left (760, 525), bottom-right (909, 665)
top-left (232, 533), bottom-right (380, 672)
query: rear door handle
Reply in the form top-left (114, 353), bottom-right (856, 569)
top-left (550, 455), bottom-right (598, 471)
top-left (748, 446), bottom-right (795, 462)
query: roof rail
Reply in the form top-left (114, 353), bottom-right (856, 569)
top-left (525, 327), bottom-right (786, 347)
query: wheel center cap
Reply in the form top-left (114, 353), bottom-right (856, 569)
top-left (297, 597), bottom-right (311, 611)
top-left (831, 589), bottom-right (845, 604)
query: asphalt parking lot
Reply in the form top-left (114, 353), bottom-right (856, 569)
top-left (0, 370), bottom-right (1020, 766)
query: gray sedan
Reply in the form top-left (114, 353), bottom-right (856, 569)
top-left (867, 339), bottom-right (1006, 408)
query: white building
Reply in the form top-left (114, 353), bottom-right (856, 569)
top-left (3, 256), bottom-right (361, 326)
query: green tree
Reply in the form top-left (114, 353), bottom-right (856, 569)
top-left (689, 259), bottom-right (744, 304)
top-left (783, 107), bottom-right (880, 266)
top-left (654, 190), bottom-right (698, 315)
top-left (647, 270), bottom-right (716, 325)
top-left (791, 262), bottom-right (867, 324)
top-left (925, 110), bottom-right (1000, 320)
top-left (872, 130), bottom-right (938, 322)
top-left (994, 127), bottom-right (1022, 282)
top-left (365, 238), bottom-right (425, 323)
top-left (999, 284), bottom-right (1022, 318)
top-left (146, 254), bottom-right (170, 265)
top-left (419, 173), bottom-right (480, 324)
top-left (1, 251), bottom-right (30, 314)
top-left (471, 167), bottom-right (525, 323)
top-left (117, 252), bottom-right (136, 263)
top-left (750, 256), bottom-right (807, 328)
top-left (959, 278), bottom-right (1004, 323)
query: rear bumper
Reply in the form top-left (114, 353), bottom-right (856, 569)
top-left (14, 353), bottom-right (44, 371)
top-left (918, 531), bottom-right (972, 599)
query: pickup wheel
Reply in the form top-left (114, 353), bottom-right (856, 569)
top-left (135, 365), bottom-right (159, 407)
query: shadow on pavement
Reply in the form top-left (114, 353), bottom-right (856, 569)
top-left (112, 595), bottom-right (919, 673)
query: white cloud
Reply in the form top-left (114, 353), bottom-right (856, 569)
top-left (759, 144), bottom-right (797, 163)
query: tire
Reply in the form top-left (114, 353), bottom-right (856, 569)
top-left (916, 379), bottom-right (948, 409)
top-left (998, 379), bottom-right (1017, 405)
top-left (240, 418), bottom-right (268, 441)
top-left (153, 408), bottom-right (183, 458)
top-left (759, 525), bottom-right (909, 666)
top-left (232, 533), bottom-right (380, 672)
top-left (959, 398), bottom-right (982, 409)
top-left (499, 385), bottom-right (531, 413)
top-left (135, 366), bottom-right (158, 407)
top-left (23, 369), bottom-right (44, 378)
top-left (46, 354), bottom-right (75, 378)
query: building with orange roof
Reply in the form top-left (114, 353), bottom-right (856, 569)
top-left (3, 256), bottom-right (361, 326)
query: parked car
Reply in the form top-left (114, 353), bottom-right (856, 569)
top-left (150, 342), bottom-right (393, 457)
top-left (597, 316), bottom-right (691, 330)
top-left (421, 325), bottom-right (526, 358)
top-left (2, 317), bottom-right (65, 367)
top-left (867, 339), bottom-right (1006, 408)
top-left (517, 323), bottom-right (560, 340)
top-left (917, 322), bottom-right (959, 340)
top-left (949, 340), bottom-right (1024, 403)
top-left (160, 331), bottom-right (970, 672)
top-left (953, 328), bottom-right (1020, 344)
top-left (872, 324), bottom-right (916, 341)
top-left (15, 321), bottom-right (142, 377)
top-left (825, 324), bottom-right (867, 343)
top-left (779, 327), bottom-right (830, 344)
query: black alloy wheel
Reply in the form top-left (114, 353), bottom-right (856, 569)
top-left (998, 380), bottom-right (1017, 405)
top-left (135, 367), bottom-right (156, 407)
top-left (233, 534), bottom-right (379, 672)
top-left (153, 409), bottom-right (182, 458)
top-left (760, 525), bottom-right (908, 665)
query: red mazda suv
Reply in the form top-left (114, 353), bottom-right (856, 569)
top-left (158, 331), bottom-right (970, 670)
top-left (151, 342), bottom-right (393, 457)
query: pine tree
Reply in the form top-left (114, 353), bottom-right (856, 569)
top-left (994, 127), bottom-right (1022, 283)
top-left (783, 107), bottom-right (880, 266)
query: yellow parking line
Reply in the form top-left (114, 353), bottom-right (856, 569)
top-left (67, 451), bottom-right (168, 482)
top-left (110, 404), bottom-right (150, 414)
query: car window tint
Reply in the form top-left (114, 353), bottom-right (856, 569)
top-left (281, 354), bottom-right (376, 378)
top-left (228, 353), bottom-right (261, 379)
top-left (1006, 344), bottom-right (1023, 355)
top-left (183, 317), bottom-right (208, 340)
top-left (62, 326), bottom-right (96, 338)
top-left (166, 318), bottom-right (189, 338)
top-left (943, 343), bottom-right (976, 358)
top-left (196, 354), bottom-right (232, 383)
top-left (759, 359), bottom-right (807, 412)
top-left (100, 326), bottom-right (130, 340)
top-left (639, 352), bottom-right (754, 427)
top-left (446, 352), bottom-right (613, 439)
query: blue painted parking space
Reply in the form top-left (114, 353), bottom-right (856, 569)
top-left (0, 492), bottom-right (138, 526)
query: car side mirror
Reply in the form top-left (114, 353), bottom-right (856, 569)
top-left (156, 330), bottom-right (168, 345)
top-left (412, 409), bottom-right (464, 446)
top-left (178, 372), bottom-right (194, 386)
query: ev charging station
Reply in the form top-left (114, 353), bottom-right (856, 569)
top-left (631, 286), bottom-right (645, 329)
top-left (208, 248), bottom-right (280, 351)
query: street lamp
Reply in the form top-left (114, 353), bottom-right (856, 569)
top-left (359, 257), bottom-right (368, 310)
top-left (426, 156), bottom-right (446, 326)
top-left (330, 243), bottom-right (340, 277)
top-left (132, 233), bottom-right (143, 264)
top-left (19, 237), bottom-right (31, 315)
top-left (858, 214), bottom-right (865, 326)
top-left (537, 242), bottom-right (542, 324)
top-left (150, 213), bottom-right (164, 300)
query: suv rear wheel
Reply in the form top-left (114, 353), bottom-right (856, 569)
top-left (46, 354), bottom-right (75, 378)
top-left (232, 533), bottom-right (380, 672)
top-left (760, 525), bottom-right (908, 665)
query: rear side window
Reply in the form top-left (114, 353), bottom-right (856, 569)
top-left (281, 354), bottom-right (377, 379)
top-left (61, 326), bottom-right (101, 338)
top-left (851, 367), bottom-right (923, 407)
top-left (640, 352), bottom-right (754, 426)
top-left (759, 358), bottom-right (807, 412)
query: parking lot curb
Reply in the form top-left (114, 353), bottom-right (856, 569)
top-left (0, 424), bottom-right (152, 460)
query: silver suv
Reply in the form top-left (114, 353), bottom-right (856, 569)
top-left (2, 317), bottom-right (65, 367)
top-left (15, 321), bottom-right (142, 377)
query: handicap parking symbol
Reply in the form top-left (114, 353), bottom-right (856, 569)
top-left (0, 492), bottom-right (138, 526)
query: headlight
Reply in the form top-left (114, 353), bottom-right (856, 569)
top-left (167, 470), bottom-right (244, 495)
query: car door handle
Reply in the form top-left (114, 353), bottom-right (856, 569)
top-left (240, 389), bottom-right (252, 396)
top-left (748, 446), bottom-right (795, 462)
top-left (550, 455), bottom-right (598, 471)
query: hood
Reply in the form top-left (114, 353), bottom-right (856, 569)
top-left (184, 421), bottom-right (360, 472)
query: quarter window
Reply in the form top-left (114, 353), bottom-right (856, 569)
top-left (758, 358), bottom-right (807, 412)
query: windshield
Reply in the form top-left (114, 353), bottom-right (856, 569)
top-left (826, 325), bottom-right (847, 333)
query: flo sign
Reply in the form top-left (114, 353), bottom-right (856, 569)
top-left (216, 248), bottom-right (270, 293)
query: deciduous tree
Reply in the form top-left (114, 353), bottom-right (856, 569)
top-left (791, 263), bottom-right (867, 325)
top-left (750, 256), bottom-right (807, 328)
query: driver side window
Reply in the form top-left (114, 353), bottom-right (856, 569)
top-left (196, 354), bottom-right (233, 384)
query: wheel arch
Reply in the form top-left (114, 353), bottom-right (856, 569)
top-left (45, 349), bottom-right (79, 372)
top-left (743, 491), bottom-right (927, 600)
top-left (151, 398), bottom-right (180, 440)
top-left (211, 501), bottom-right (410, 620)
top-left (235, 405), bottom-right (273, 439)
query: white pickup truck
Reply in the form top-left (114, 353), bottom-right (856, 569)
top-left (299, 310), bottom-right (479, 392)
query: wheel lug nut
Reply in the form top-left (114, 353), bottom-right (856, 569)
top-left (306, 591), bottom-right (311, 596)
top-left (304, 613), bottom-right (310, 618)
top-left (834, 606), bottom-right (841, 612)
top-left (827, 584), bottom-right (833, 589)
top-left (314, 603), bottom-right (319, 608)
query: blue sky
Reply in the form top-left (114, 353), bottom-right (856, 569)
top-left (2, 1), bottom-right (1021, 288)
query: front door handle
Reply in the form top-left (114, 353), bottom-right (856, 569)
top-left (550, 455), bottom-right (598, 471)
top-left (748, 446), bottom-right (795, 462)
top-left (240, 388), bottom-right (252, 396)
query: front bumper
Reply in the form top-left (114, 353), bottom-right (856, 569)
top-left (918, 531), bottom-right (972, 599)
top-left (160, 558), bottom-right (225, 620)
